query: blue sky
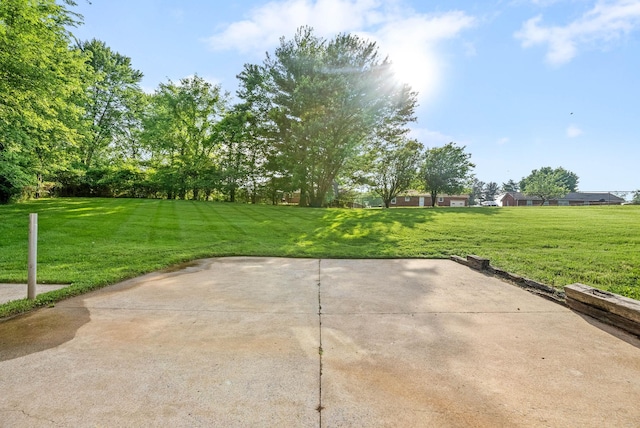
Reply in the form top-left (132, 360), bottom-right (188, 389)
top-left (71, 0), bottom-right (640, 192)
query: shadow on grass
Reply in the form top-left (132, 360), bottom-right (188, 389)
top-left (3, 198), bottom-right (129, 225)
top-left (322, 206), bottom-right (502, 231)
top-left (288, 207), bottom-right (502, 258)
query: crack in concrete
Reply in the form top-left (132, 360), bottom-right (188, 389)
top-left (0, 408), bottom-right (57, 424)
top-left (317, 259), bottom-right (324, 426)
top-left (321, 310), bottom-right (565, 315)
top-left (77, 307), bottom-right (317, 314)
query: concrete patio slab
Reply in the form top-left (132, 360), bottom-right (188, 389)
top-left (319, 259), bottom-right (640, 427)
top-left (0, 257), bottom-right (639, 427)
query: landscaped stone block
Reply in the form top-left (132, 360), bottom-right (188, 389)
top-left (565, 283), bottom-right (640, 337)
top-left (466, 255), bottom-right (489, 271)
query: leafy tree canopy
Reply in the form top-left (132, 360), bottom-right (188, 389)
top-left (422, 142), bottom-right (475, 207)
top-left (77, 38), bottom-right (144, 168)
top-left (0, 0), bottom-right (87, 202)
top-left (468, 178), bottom-right (485, 206)
top-left (141, 75), bottom-right (228, 200)
top-left (521, 168), bottom-right (570, 204)
top-left (238, 26), bottom-right (417, 207)
top-left (367, 138), bottom-right (423, 208)
top-left (484, 181), bottom-right (500, 201)
top-left (520, 166), bottom-right (578, 194)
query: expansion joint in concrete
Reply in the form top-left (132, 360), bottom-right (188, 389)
top-left (317, 259), bottom-right (324, 425)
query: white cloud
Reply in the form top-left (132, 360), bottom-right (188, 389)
top-left (515, 0), bottom-right (640, 65)
top-left (409, 127), bottom-right (454, 147)
top-left (206, 0), bottom-right (475, 102)
top-left (530, 0), bottom-right (563, 5)
top-left (566, 124), bottom-right (583, 137)
top-left (498, 137), bottom-right (510, 145)
top-left (208, 0), bottom-right (383, 53)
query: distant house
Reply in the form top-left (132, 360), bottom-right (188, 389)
top-left (499, 192), bottom-right (625, 207)
top-left (391, 191), bottom-right (469, 207)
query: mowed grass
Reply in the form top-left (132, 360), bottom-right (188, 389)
top-left (1, 198), bottom-right (639, 317)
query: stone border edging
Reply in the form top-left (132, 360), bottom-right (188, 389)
top-left (450, 255), bottom-right (565, 302)
top-left (451, 254), bottom-right (640, 338)
top-left (565, 284), bottom-right (640, 337)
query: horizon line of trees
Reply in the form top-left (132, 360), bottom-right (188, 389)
top-left (1, 2), bottom-right (481, 207)
top-left (5, 1), bottom-right (609, 208)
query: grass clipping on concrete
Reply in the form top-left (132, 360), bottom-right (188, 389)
top-left (1, 198), bottom-right (639, 317)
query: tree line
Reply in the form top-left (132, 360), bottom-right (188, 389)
top-left (4, 2), bottom-right (597, 208)
top-left (1, 2), bottom-right (479, 207)
top-left (470, 167), bottom-right (580, 206)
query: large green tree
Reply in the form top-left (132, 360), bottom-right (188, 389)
top-left (520, 166), bottom-right (578, 193)
top-left (217, 104), bottom-right (267, 203)
top-left (51, 39), bottom-right (146, 197)
top-left (77, 39), bottom-right (144, 169)
top-left (142, 75), bottom-right (228, 200)
top-left (368, 138), bottom-right (423, 208)
top-left (0, 0), bottom-right (87, 202)
top-left (521, 168), bottom-right (570, 205)
top-left (238, 26), bottom-right (417, 207)
top-left (421, 142), bottom-right (475, 207)
top-left (468, 178), bottom-right (485, 205)
top-left (484, 181), bottom-right (500, 201)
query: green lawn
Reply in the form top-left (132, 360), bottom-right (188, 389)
top-left (1, 198), bottom-right (639, 317)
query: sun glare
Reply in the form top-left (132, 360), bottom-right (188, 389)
top-left (388, 47), bottom-right (439, 100)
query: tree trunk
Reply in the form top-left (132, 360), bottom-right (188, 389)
top-left (35, 174), bottom-right (43, 199)
top-left (251, 178), bottom-right (258, 204)
top-left (309, 200), bottom-right (322, 207)
top-left (309, 192), bottom-right (324, 207)
top-left (298, 189), bottom-right (308, 207)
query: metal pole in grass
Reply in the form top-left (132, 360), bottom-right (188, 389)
top-left (28, 213), bottom-right (37, 300)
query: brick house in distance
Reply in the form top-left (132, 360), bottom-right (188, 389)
top-left (499, 192), bottom-right (625, 206)
top-left (391, 191), bottom-right (469, 207)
